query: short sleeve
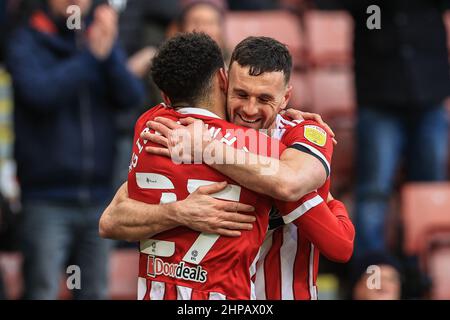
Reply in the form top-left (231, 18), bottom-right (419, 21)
top-left (281, 121), bottom-right (333, 178)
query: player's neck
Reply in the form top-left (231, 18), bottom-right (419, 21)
top-left (173, 102), bottom-right (226, 120)
top-left (198, 97), bottom-right (226, 120)
top-left (205, 104), bottom-right (226, 120)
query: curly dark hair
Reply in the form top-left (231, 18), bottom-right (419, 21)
top-left (150, 32), bottom-right (225, 106)
top-left (230, 36), bottom-right (292, 84)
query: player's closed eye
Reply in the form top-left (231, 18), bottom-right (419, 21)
top-left (234, 90), bottom-right (248, 99)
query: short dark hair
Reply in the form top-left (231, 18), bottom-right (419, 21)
top-left (230, 36), bottom-right (292, 84)
top-left (151, 32), bottom-right (225, 106)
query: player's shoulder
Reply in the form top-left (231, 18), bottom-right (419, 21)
top-left (277, 114), bottom-right (330, 149)
top-left (288, 120), bottom-right (329, 150)
top-left (136, 103), bottom-right (167, 125)
top-left (294, 120), bottom-right (329, 135)
top-left (276, 113), bottom-right (304, 130)
top-left (278, 114), bottom-right (327, 132)
top-left (135, 103), bottom-right (184, 130)
top-left (297, 120), bottom-right (329, 147)
top-left (277, 114), bottom-right (329, 136)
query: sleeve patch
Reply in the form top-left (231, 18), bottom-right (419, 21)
top-left (304, 125), bottom-right (327, 147)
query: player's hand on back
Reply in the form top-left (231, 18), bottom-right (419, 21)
top-left (143, 117), bottom-right (212, 162)
top-left (175, 181), bottom-right (256, 237)
top-left (282, 108), bottom-right (337, 145)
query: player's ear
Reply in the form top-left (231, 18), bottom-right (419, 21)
top-left (281, 84), bottom-right (293, 110)
top-left (218, 68), bottom-right (228, 94)
top-left (161, 92), bottom-right (172, 106)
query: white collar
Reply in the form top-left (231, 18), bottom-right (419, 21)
top-left (176, 107), bottom-right (222, 119)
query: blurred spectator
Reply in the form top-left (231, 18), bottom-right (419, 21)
top-left (351, 251), bottom-right (402, 300)
top-left (0, 0), bottom-right (17, 301)
top-left (0, 1), bottom-right (6, 62)
top-left (0, 67), bottom-right (19, 254)
top-left (118, 0), bottom-right (181, 99)
top-left (114, 0), bottom-right (232, 192)
top-left (112, 0), bottom-right (180, 191)
top-left (0, 0), bottom-right (26, 61)
top-left (119, 0), bottom-right (180, 56)
top-left (118, 0), bottom-right (180, 79)
top-left (328, 0), bottom-right (450, 288)
top-left (178, 0), bottom-right (230, 62)
top-left (6, 0), bottom-right (145, 299)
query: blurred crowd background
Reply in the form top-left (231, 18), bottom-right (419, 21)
top-left (1, 0), bottom-right (450, 300)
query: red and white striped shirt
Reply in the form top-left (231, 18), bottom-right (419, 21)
top-left (254, 115), bottom-right (354, 300)
top-left (128, 105), bottom-right (284, 300)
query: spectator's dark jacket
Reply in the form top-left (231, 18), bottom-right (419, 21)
top-left (0, 1), bottom-right (5, 63)
top-left (338, 0), bottom-right (450, 108)
top-left (119, 0), bottom-right (180, 54)
top-left (7, 8), bottom-right (145, 203)
top-left (227, 0), bottom-right (279, 11)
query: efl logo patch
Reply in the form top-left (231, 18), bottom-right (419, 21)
top-left (304, 125), bottom-right (326, 147)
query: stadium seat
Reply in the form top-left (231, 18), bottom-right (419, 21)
top-left (304, 10), bottom-right (353, 67)
top-left (109, 249), bottom-right (139, 300)
top-left (289, 71), bottom-right (311, 109)
top-left (328, 120), bottom-right (355, 195)
top-left (307, 68), bottom-right (356, 118)
top-left (298, 67), bottom-right (357, 193)
top-left (402, 183), bottom-right (450, 256)
top-left (0, 249), bottom-right (139, 300)
top-left (225, 10), bottom-right (305, 69)
top-left (402, 184), bottom-right (450, 299)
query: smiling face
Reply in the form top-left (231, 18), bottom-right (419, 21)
top-left (227, 62), bottom-right (292, 130)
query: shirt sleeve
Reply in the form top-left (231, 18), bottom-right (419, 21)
top-left (275, 193), bottom-right (355, 263)
top-left (282, 121), bottom-right (333, 178)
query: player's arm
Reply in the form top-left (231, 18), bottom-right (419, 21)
top-left (145, 117), bottom-right (331, 202)
top-left (277, 193), bottom-right (355, 262)
top-left (99, 182), bottom-right (257, 241)
top-left (207, 143), bottom-right (326, 202)
top-left (209, 119), bottom-right (333, 202)
top-left (99, 182), bottom-right (179, 242)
